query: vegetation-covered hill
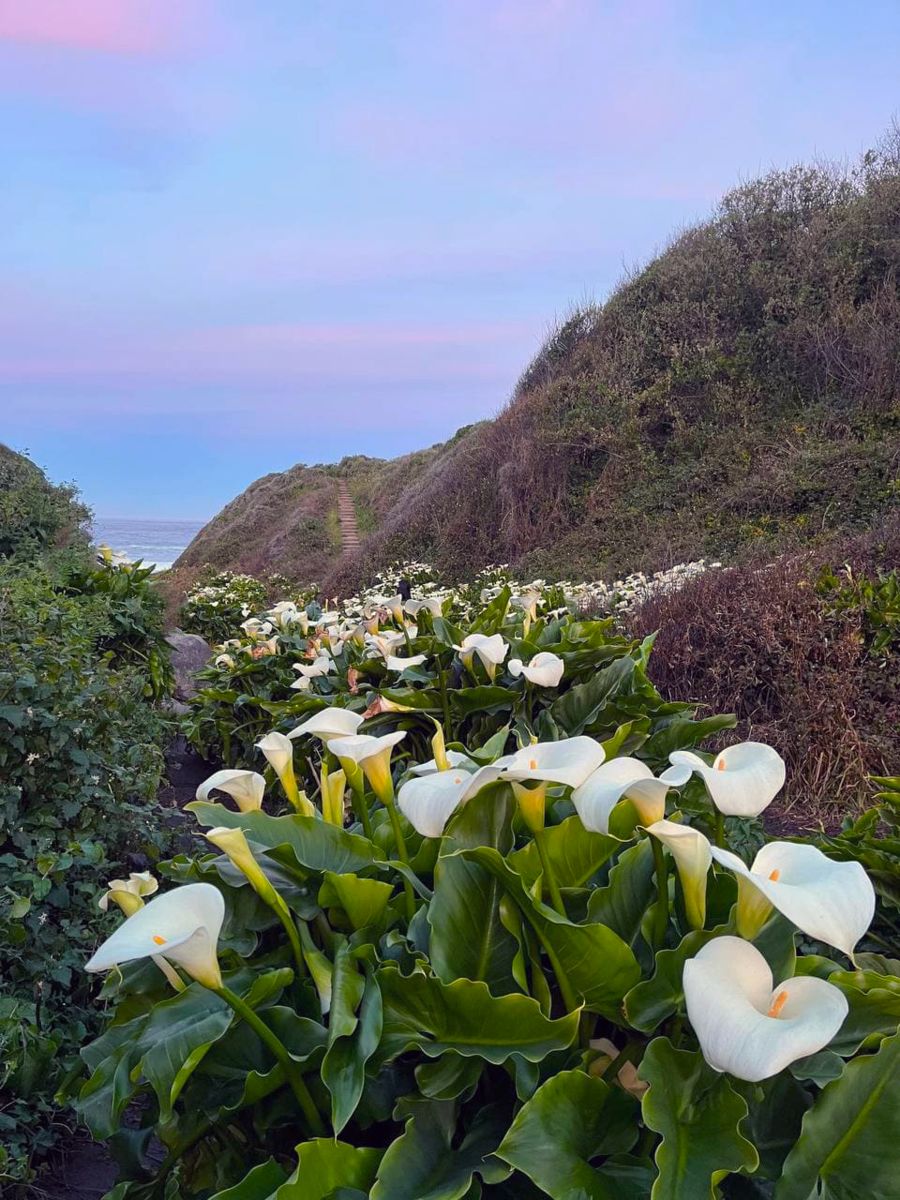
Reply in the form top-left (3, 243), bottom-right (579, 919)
top-left (177, 132), bottom-right (900, 595)
top-left (0, 443), bottom-right (90, 564)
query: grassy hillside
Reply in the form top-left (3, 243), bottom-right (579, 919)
top-left (177, 132), bottom-right (900, 596)
top-left (0, 443), bottom-right (90, 564)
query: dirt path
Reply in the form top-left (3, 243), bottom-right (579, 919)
top-left (336, 479), bottom-right (361, 555)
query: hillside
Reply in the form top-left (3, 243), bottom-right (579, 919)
top-left (176, 133), bottom-right (900, 595)
top-left (0, 443), bottom-right (90, 563)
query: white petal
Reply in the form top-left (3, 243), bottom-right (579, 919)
top-left (397, 766), bottom-right (500, 836)
top-left (683, 936), bottom-right (848, 1081)
top-left (195, 769), bottom-right (266, 812)
top-left (288, 708), bottom-right (364, 742)
top-left (670, 742), bottom-right (786, 817)
top-left (711, 841), bottom-right (875, 957)
top-left (332, 731), bottom-right (407, 765)
top-left (508, 658), bottom-right (525, 678)
top-left (572, 758), bottom-right (668, 833)
top-left (497, 736), bottom-right (606, 789)
top-left (410, 751), bottom-right (477, 776)
top-left (521, 653), bottom-right (565, 687)
top-left (385, 654), bottom-right (428, 672)
top-left (256, 731), bottom-right (294, 776)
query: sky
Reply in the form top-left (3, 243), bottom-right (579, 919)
top-left (2, 1), bottom-right (899, 519)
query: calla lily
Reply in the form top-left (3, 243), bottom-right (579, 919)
top-left (508, 652), bottom-right (565, 687)
top-left (410, 750), bottom-right (477, 776)
top-left (320, 764), bottom-right (347, 827)
top-left (369, 630), bottom-right (411, 659)
top-left (511, 590), bottom-right (541, 624)
top-left (215, 653), bottom-right (235, 669)
top-left (332, 731), bottom-right (407, 804)
top-left (256, 732), bottom-right (314, 816)
top-left (405, 596), bottom-right (443, 617)
top-left (454, 633), bottom-right (508, 680)
top-left (397, 766), bottom-right (500, 837)
top-left (290, 674), bottom-right (312, 692)
top-left (646, 819), bottom-right (712, 929)
top-left (710, 841), bottom-right (875, 957)
top-left (293, 655), bottom-right (334, 679)
top-left (288, 707), bottom-right (364, 744)
top-left (495, 737), bottom-right (606, 790)
top-left (98, 871), bottom-right (159, 914)
top-left (683, 936), bottom-right (848, 1081)
top-left (668, 742), bottom-right (786, 817)
top-left (572, 758), bottom-right (672, 834)
top-left (86, 882), bottom-right (225, 989)
top-left (385, 653), bottom-right (428, 672)
top-left (195, 769), bottom-right (266, 813)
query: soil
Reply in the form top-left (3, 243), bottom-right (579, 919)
top-left (40, 1138), bottom-right (118, 1200)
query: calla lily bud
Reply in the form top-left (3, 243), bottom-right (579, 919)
top-left (320, 764), bottom-right (347, 827)
top-left (646, 819), bottom-right (712, 930)
top-left (334, 731), bottom-right (407, 805)
top-left (98, 871), bottom-right (158, 913)
top-left (512, 780), bottom-right (547, 835)
top-left (431, 721), bottom-right (450, 771)
top-left (256, 731), bottom-right (315, 816)
top-left (205, 825), bottom-right (274, 899)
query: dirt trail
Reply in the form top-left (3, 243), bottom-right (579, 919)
top-left (336, 479), bottom-right (361, 555)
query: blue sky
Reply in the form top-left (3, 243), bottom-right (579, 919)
top-left (2, 1), bottom-right (899, 519)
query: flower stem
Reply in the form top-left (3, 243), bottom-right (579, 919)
top-left (438, 664), bottom-right (453, 734)
top-left (534, 828), bottom-right (566, 917)
top-left (650, 835), bottom-right (669, 946)
top-left (215, 985), bottom-right (324, 1135)
top-left (382, 791), bottom-right (416, 921)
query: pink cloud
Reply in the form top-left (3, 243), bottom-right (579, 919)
top-left (0, 0), bottom-right (191, 55)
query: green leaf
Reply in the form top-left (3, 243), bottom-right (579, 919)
top-left (371, 1099), bottom-right (508, 1200)
top-left (319, 872), bottom-right (394, 931)
top-left (641, 714), bottom-right (737, 760)
top-left (509, 816), bottom-right (618, 889)
top-left (497, 1069), bottom-right (642, 1199)
top-left (186, 802), bottom-right (376, 874)
top-left (322, 965), bottom-right (383, 1135)
top-left (376, 965), bottom-right (579, 1063)
top-left (551, 657), bottom-right (636, 736)
top-left (587, 839), bottom-right (656, 945)
top-left (826, 969), bottom-right (900, 1055)
top-left (777, 1030), bottom-right (900, 1200)
top-left (209, 1160), bottom-right (289, 1199)
top-left (429, 787), bottom-right (519, 994)
top-left (639, 1037), bottom-right (758, 1199)
top-left (450, 686), bottom-right (517, 716)
top-left (469, 585), bottom-right (511, 633)
top-left (270, 1139), bottom-right (383, 1199)
top-left (624, 930), bottom-right (719, 1033)
top-left (415, 1053), bottom-right (483, 1101)
top-left (457, 846), bottom-right (641, 1018)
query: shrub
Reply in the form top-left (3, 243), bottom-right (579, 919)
top-left (0, 444), bottom-right (90, 565)
top-left (0, 567), bottom-right (172, 1188)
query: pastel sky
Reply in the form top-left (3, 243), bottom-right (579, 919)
top-left (2, 1), bottom-right (899, 518)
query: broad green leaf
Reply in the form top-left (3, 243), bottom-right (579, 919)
top-left (468, 585), bottom-right (511, 633)
top-left (509, 816), bottom-right (618, 889)
top-left (429, 787), bottom-right (519, 994)
top-left (271, 1139), bottom-right (383, 1199)
top-left (497, 1069), bottom-right (642, 1199)
top-left (376, 965), bottom-right (579, 1063)
top-left (740, 1072), bottom-right (811, 1180)
top-left (450, 686), bottom-right (517, 716)
top-left (209, 1160), bottom-right (288, 1199)
top-left (371, 1099), bottom-right (508, 1200)
top-left (415, 1053), bottom-right (483, 1101)
top-left (457, 846), bottom-right (641, 1018)
top-left (625, 930), bottom-right (719, 1033)
top-left (777, 1030), bottom-right (900, 1200)
top-left (551, 657), bottom-right (635, 736)
top-left (641, 714), bottom-right (737, 760)
top-left (639, 1037), bottom-right (758, 1198)
top-left (322, 966), bottom-right (383, 1135)
top-left (587, 839), bottom-right (655, 945)
top-left (381, 687), bottom-right (442, 712)
top-left (186, 802), bottom-right (376, 874)
top-left (319, 872), bottom-right (394, 931)
top-left (826, 969), bottom-right (900, 1055)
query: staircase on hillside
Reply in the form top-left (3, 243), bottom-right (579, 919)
top-left (336, 479), bottom-right (361, 556)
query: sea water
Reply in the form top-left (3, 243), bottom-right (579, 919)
top-left (90, 516), bottom-right (206, 571)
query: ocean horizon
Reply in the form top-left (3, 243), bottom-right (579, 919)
top-left (91, 516), bottom-right (206, 570)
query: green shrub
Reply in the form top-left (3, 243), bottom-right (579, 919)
top-left (0, 567), bottom-right (173, 1188)
top-left (0, 444), bottom-right (90, 564)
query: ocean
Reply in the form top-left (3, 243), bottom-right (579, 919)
top-left (91, 516), bottom-right (206, 571)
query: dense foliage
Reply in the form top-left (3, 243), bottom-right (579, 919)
top-left (181, 571), bottom-right (312, 644)
top-left (0, 558), bottom-right (173, 1187)
top-left (0, 443), bottom-right (90, 565)
top-left (78, 581), bottom-right (899, 1199)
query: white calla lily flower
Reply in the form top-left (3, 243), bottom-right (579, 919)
top-left (572, 758), bottom-right (672, 833)
top-left (508, 652), bottom-right (565, 687)
top-left (495, 736), bottom-right (605, 790)
top-left (86, 882), bottom-right (225, 989)
top-left (710, 841), bottom-right (875, 957)
top-left (333, 731), bottom-right (407, 803)
top-left (293, 655), bottom-right (334, 679)
top-left (195, 769), bottom-right (266, 813)
top-left (668, 742), bottom-right (786, 817)
top-left (397, 766), bottom-right (501, 837)
top-left (646, 819), bottom-right (712, 929)
top-left (683, 936), bottom-right (848, 1081)
top-left (453, 633), bottom-right (508, 680)
top-left (410, 750), bottom-right (477, 776)
top-left (256, 732), bottom-right (313, 815)
top-left (287, 708), bottom-right (364, 743)
top-left (404, 597), bottom-right (443, 617)
top-left (385, 653), bottom-right (428, 672)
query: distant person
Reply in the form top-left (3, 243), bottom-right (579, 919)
top-left (398, 578), bottom-right (412, 601)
